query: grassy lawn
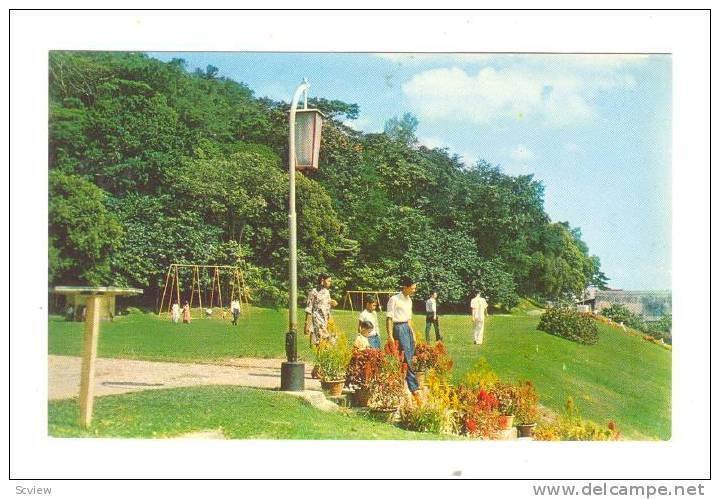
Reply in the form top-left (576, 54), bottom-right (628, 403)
top-left (48, 305), bottom-right (671, 439)
top-left (48, 385), bottom-right (454, 439)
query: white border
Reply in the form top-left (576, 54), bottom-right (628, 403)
top-left (8, 8), bottom-right (711, 487)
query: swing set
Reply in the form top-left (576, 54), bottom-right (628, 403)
top-left (157, 263), bottom-right (251, 320)
top-left (340, 290), bottom-right (396, 312)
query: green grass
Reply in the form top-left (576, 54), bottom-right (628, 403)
top-left (48, 385), bottom-right (454, 439)
top-left (48, 305), bottom-right (671, 439)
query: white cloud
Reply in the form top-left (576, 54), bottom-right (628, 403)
top-left (418, 136), bottom-right (447, 150)
top-left (401, 65), bottom-right (635, 127)
top-left (510, 144), bottom-right (534, 161)
top-left (343, 116), bottom-right (378, 133)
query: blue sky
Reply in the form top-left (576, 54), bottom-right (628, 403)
top-left (148, 52), bottom-right (672, 291)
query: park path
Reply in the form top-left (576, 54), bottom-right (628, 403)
top-left (48, 355), bottom-right (332, 407)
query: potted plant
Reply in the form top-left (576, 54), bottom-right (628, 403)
top-left (412, 342), bottom-right (454, 388)
top-left (345, 348), bottom-right (384, 407)
top-left (367, 354), bottom-right (406, 422)
top-left (411, 342), bottom-right (435, 388)
top-left (494, 382), bottom-right (519, 430)
top-left (459, 387), bottom-right (501, 439)
top-left (315, 338), bottom-right (351, 397)
top-left (515, 380), bottom-right (540, 437)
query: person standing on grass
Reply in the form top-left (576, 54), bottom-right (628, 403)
top-left (386, 276), bottom-right (422, 406)
top-left (171, 302), bottom-right (180, 324)
top-left (354, 320), bottom-right (374, 350)
top-left (182, 300), bottom-right (191, 324)
top-left (304, 273), bottom-right (338, 347)
top-left (230, 299), bottom-right (241, 326)
top-left (470, 291), bottom-right (489, 345)
top-left (424, 290), bottom-right (442, 342)
top-left (358, 296), bottom-right (381, 349)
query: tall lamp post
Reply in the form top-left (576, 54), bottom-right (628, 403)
top-left (281, 79), bottom-right (324, 391)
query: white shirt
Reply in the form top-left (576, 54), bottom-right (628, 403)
top-left (425, 297), bottom-right (437, 314)
top-left (386, 292), bottom-right (413, 323)
top-left (230, 300), bottom-right (241, 312)
top-left (358, 309), bottom-right (379, 336)
top-left (471, 295), bottom-right (488, 321)
top-left (354, 334), bottom-right (370, 350)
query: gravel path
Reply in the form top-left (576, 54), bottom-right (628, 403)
top-left (48, 355), bottom-right (325, 404)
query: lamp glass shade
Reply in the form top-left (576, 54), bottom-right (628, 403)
top-left (294, 109), bottom-right (323, 171)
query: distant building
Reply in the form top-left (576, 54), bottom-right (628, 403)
top-left (581, 288), bottom-right (671, 321)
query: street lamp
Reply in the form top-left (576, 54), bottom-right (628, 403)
top-left (281, 79), bottom-right (324, 392)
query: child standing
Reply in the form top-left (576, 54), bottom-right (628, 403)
top-left (171, 302), bottom-right (180, 323)
top-left (358, 296), bottom-right (381, 349)
top-left (354, 320), bottom-right (374, 350)
top-left (182, 301), bottom-right (191, 324)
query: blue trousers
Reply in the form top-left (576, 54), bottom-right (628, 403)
top-left (368, 334), bottom-right (381, 349)
top-left (393, 322), bottom-right (419, 393)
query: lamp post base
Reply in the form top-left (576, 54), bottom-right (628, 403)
top-left (280, 361), bottom-right (305, 391)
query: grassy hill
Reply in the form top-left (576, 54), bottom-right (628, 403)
top-left (48, 304), bottom-right (671, 439)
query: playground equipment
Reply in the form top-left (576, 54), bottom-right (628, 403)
top-left (341, 290), bottom-right (396, 312)
top-left (157, 264), bottom-right (250, 320)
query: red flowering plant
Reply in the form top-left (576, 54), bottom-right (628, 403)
top-left (412, 342), bottom-right (437, 372)
top-left (492, 381), bottom-right (519, 416)
top-left (345, 348), bottom-right (384, 391)
top-left (461, 388), bottom-right (502, 438)
top-left (368, 353), bottom-right (407, 410)
top-left (412, 342), bottom-right (454, 376)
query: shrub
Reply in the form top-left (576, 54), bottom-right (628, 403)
top-left (534, 397), bottom-right (620, 441)
top-left (538, 306), bottom-right (599, 345)
top-left (515, 381), bottom-right (540, 424)
top-left (368, 352), bottom-right (406, 409)
top-left (493, 382), bottom-right (520, 416)
top-left (462, 389), bottom-right (501, 438)
top-left (314, 334), bottom-right (351, 381)
top-left (345, 348), bottom-right (384, 390)
top-left (412, 341), bottom-right (454, 375)
top-left (462, 358), bottom-right (499, 390)
top-left (398, 399), bottom-right (457, 434)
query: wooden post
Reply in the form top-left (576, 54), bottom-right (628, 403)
top-left (158, 265), bottom-right (172, 315)
top-left (196, 266), bottom-right (203, 313)
top-left (215, 267), bottom-right (223, 314)
top-left (175, 265), bottom-right (181, 308)
top-left (78, 295), bottom-right (101, 428)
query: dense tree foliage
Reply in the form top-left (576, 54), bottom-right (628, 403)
top-left (48, 52), bottom-right (607, 309)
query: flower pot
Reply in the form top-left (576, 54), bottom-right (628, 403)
top-left (321, 379), bottom-right (345, 397)
top-left (415, 370), bottom-right (426, 388)
top-left (368, 406), bottom-right (399, 423)
top-left (517, 423), bottom-right (537, 438)
top-left (350, 387), bottom-right (371, 407)
top-left (498, 414), bottom-right (515, 430)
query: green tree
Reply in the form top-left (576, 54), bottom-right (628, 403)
top-left (49, 170), bottom-right (123, 285)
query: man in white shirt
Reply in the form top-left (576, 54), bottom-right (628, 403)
top-left (386, 277), bottom-right (421, 404)
top-left (424, 290), bottom-right (442, 342)
top-left (358, 296), bottom-right (381, 349)
top-left (230, 299), bottom-right (241, 325)
top-left (470, 291), bottom-right (489, 345)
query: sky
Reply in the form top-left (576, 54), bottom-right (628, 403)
top-left (148, 52), bottom-right (672, 291)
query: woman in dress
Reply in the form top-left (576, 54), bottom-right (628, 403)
top-left (303, 273), bottom-right (338, 347)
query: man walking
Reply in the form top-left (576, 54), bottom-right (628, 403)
top-left (424, 290), bottom-right (442, 342)
top-left (230, 299), bottom-right (241, 326)
top-left (470, 291), bottom-right (489, 345)
top-left (386, 277), bottom-right (421, 405)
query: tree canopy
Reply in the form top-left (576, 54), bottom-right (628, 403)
top-left (48, 51), bottom-right (608, 309)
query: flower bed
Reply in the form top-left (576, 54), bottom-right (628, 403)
top-left (538, 306), bottom-right (599, 345)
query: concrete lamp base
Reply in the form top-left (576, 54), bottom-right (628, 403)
top-left (280, 361), bottom-right (305, 391)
